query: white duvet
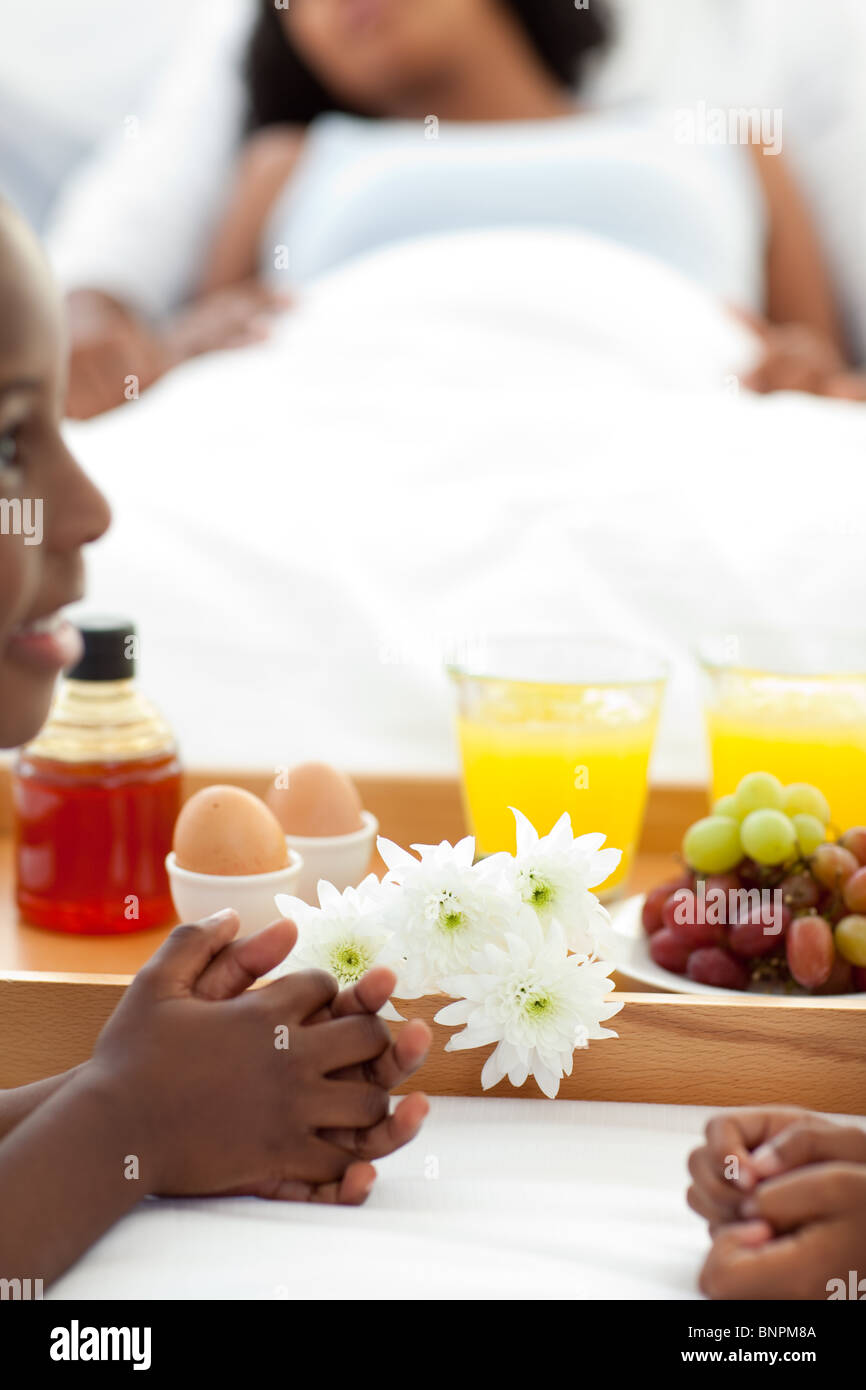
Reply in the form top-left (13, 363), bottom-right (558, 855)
top-left (67, 228), bottom-right (866, 780)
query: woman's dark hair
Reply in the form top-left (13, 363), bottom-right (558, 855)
top-left (246, 0), bottom-right (611, 132)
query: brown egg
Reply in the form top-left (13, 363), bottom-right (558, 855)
top-left (266, 762), bottom-right (364, 838)
top-left (174, 785), bottom-right (289, 876)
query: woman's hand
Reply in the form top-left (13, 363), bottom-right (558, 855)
top-left (163, 281), bottom-right (291, 366)
top-left (699, 1164), bottom-right (866, 1300)
top-left (736, 314), bottom-right (866, 399)
top-left (88, 913), bottom-right (424, 1199)
top-left (687, 1106), bottom-right (866, 1232)
top-left (63, 281), bottom-right (291, 421)
top-left (65, 290), bottom-right (167, 420)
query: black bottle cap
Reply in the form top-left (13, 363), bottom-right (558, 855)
top-left (67, 616), bottom-right (138, 682)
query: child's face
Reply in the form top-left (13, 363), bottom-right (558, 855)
top-left (0, 205), bottom-right (110, 748)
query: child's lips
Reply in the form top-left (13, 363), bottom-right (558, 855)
top-left (6, 613), bottom-right (83, 675)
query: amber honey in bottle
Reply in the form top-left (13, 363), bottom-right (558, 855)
top-left (13, 617), bottom-right (182, 934)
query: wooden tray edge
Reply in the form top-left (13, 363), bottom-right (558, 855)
top-left (2, 977), bottom-right (863, 1114)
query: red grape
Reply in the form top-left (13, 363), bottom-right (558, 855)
top-left (687, 947), bottom-right (750, 990)
top-left (843, 866), bottom-right (866, 914)
top-left (810, 844), bottom-right (859, 891)
top-left (661, 888), bottom-right (695, 932)
top-left (814, 955), bottom-right (854, 995)
top-left (728, 906), bottom-right (789, 958)
top-left (642, 878), bottom-right (691, 934)
top-left (786, 915), bottom-right (835, 990)
top-left (840, 827), bottom-right (866, 867)
top-left (779, 872), bottom-right (820, 913)
top-left (819, 890), bottom-right (847, 926)
top-left (649, 927), bottom-right (692, 974)
top-left (737, 858), bottom-right (766, 889)
top-left (700, 872), bottom-right (741, 897)
top-left (661, 885), bottom-right (728, 947)
top-left (853, 966), bottom-right (866, 991)
top-left (670, 915), bottom-right (725, 949)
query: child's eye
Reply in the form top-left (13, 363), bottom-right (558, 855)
top-left (0, 427), bottom-right (20, 466)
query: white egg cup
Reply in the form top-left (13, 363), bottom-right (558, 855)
top-left (283, 811), bottom-right (379, 905)
top-left (166, 847), bottom-right (304, 938)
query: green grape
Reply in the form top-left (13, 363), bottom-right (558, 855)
top-left (682, 816), bottom-right (742, 873)
top-left (782, 782), bottom-right (831, 825)
top-left (834, 915), bottom-right (866, 967)
top-left (740, 808), bottom-right (797, 866)
top-left (733, 771), bottom-right (785, 818)
top-left (791, 813), bottom-right (826, 857)
top-left (713, 793), bottom-right (739, 819)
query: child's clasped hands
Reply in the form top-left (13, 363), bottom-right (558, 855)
top-left (688, 1106), bottom-right (866, 1299)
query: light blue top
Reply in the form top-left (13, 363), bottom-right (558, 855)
top-left (263, 108), bottom-right (767, 309)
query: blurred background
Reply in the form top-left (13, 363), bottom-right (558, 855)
top-left (3, 0), bottom-right (866, 794)
top-left (4, 0), bottom-right (865, 349)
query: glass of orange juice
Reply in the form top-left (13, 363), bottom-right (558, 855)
top-left (700, 630), bottom-right (866, 828)
top-left (447, 637), bottom-right (667, 898)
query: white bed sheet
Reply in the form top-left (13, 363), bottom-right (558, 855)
top-left (65, 228), bottom-right (866, 784)
top-left (48, 1096), bottom-right (714, 1301)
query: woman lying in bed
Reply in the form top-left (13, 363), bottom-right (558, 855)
top-left (66, 0), bottom-right (866, 419)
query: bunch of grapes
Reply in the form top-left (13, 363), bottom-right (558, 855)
top-left (642, 771), bottom-right (866, 993)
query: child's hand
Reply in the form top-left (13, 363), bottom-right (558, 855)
top-left (1, 914), bottom-right (430, 1205)
top-left (699, 1164), bottom-right (866, 1300)
top-left (88, 913), bottom-right (414, 1199)
top-left (687, 1107), bottom-right (866, 1231)
top-left (188, 912), bottom-right (432, 1191)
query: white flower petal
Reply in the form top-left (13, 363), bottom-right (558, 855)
top-left (533, 1061), bottom-right (562, 1099)
top-left (376, 837), bottom-right (417, 874)
top-left (378, 999), bottom-right (405, 1022)
top-left (507, 1059), bottom-right (530, 1088)
top-left (580, 847), bottom-right (623, 888)
top-left (316, 879), bottom-right (343, 910)
top-left (510, 806), bottom-right (539, 854)
top-left (434, 999), bottom-right (477, 1026)
top-left (573, 831), bottom-right (608, 854)
top-left (481, 1047), bottom-right (507, 1091)
top-left (274, 893), bottom-right (307, 920)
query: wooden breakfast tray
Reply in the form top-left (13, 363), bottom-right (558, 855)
top-left (1, 770), bottom-right (863, 1113)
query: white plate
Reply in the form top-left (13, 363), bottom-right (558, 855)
top-left (603, 894), bottom-right (866, 1001)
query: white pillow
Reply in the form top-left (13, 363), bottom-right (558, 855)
top-left (592, 0), bottom-right (866, 361)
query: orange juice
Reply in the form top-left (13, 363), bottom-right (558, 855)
top-left (706, 678), bottom-right (866, 830)
top-left (448, 638), bottom-right (666, 898)
top-left (456, 709), bottom-right (657, 892)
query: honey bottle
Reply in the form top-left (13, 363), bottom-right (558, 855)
top-left (13, 617), bottom-right (182, 933)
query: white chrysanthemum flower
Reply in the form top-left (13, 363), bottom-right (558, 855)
top-left (273, 875), bottom-right (403, 1017)
top-left (377, 835), bottom-right (514, 996)
top-left (508, 807), bottom-right (622, 954)
top-left (436, 914), bottom-right (622, 1099)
